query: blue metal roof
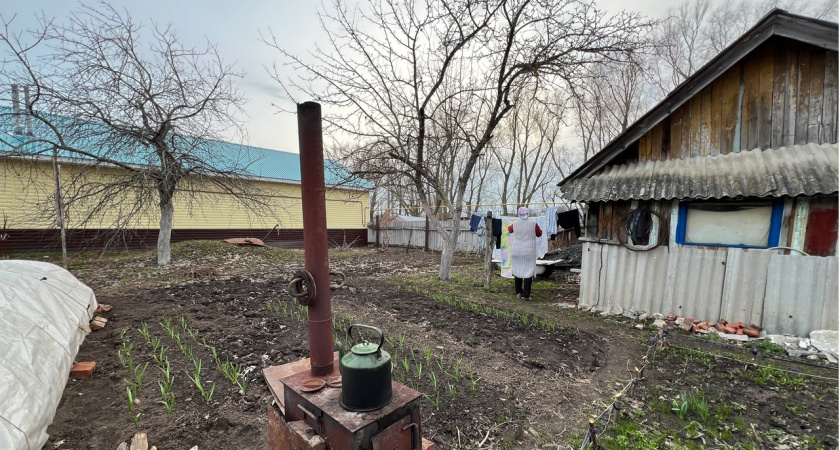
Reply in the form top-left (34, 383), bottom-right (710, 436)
top-left (0, 106), bottom-right (371, 190)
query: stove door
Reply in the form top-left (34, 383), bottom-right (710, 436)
top-left (371, 415), bottom-right (416, 450)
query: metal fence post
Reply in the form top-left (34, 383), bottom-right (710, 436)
top-left (375, 215), bottom-right (380, 248)
top-left (424, 216), bottom-right (430, 252)
top-left (484, 211), bottom-right (493, 290)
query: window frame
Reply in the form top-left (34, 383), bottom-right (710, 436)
top-left (675, 200), bottom-right (785, 249)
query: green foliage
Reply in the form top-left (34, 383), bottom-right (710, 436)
top-left (186, 359), bottom-right (215, 404)
top-left (755, 340), bottom-right (786, 354)
top-left (601, 421), bottom-right (670, 449)
top-left (671, 392), bottom-right (690, 420)
top-left (158, 380), bottom-right (175, 414)
top-left (137, 322), bottom-right (151, 342)
top-left (125, 385), bottom-right (136, 413)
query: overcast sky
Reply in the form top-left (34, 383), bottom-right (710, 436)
top-left (4, 0), bottom-right (669, 153)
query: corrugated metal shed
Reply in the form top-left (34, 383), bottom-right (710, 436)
top-left (763, 254), bottom-right (839, 336)
top-left (579, 242), bottom-right (838, 336)
top-left (561, 144), bottom-right (838, 202)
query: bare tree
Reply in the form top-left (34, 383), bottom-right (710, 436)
top-left (491, 93), bottom-right (565, 214)
top-left (265, 0), bottom-right (650, 280)
top-left (573, 57), bottom-right (652, 159)
top-left (646, 0), bottom-right (713, 97)
top-left (0, 3), bottom-right (254, 265)
top-left (648, 0), bottom-right (838, 96)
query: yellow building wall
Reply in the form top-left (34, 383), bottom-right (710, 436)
top-left (0, 158), bottom-right (369, 230)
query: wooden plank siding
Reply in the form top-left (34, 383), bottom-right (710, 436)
top-left (824, 51), bottom-right (839, 142)
top-left (720, 66), bottom-right (741, 154)
top-left (632, 38), bottom-right (838, 162)
top-left (710, 79), bottom-right (722, 156)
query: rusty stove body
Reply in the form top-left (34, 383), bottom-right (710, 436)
top-left (265, 101), bottom-right (425, 450)
top-left (278, 366), bottom-right (422, 449)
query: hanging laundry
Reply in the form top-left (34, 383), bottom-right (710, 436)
top-left (498, 217), bottom-right (516, 278)
top-left (545, 206), bottom-right (559, 235)
top-left (557, 209), bottom-right (581, 237)
top-left (534, 215), bottom-right (549, 259)
top-left (469, 214), bottom-right (482, 232)
top-left (492, 218), bottom-right (503, 249)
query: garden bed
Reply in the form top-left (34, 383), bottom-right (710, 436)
top-left (30, 242), bottom-right (838, 449)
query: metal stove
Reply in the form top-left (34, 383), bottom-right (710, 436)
top-left (264, 101), bottom-right (428, 450)
top-left (280, 366), bottom-right (422, 449)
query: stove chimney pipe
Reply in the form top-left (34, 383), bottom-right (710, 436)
top-left (297, 101), bottom-right (335, 377)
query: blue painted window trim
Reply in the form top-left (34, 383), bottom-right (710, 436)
top-left (676, 200), bottom-right (784, 248)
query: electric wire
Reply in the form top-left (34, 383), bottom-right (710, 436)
top-left (669, 333), bottom-right (838, 370)
top-left (667, 343), bottom-right (839, 382)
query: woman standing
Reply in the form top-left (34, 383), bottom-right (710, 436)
top-left (508, 207), bottom-right (542, 300)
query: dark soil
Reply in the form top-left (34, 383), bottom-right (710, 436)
top-left (33, 242), bottom-right (838, 449)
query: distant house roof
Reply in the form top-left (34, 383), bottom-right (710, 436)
top-left (560, 143), bottom-right (838, 201)
top-left (559, 9), bottom-right (839, 190)
top-left (0, 106), bottom-right (371, 190)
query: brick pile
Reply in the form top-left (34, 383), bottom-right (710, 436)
top-left (692, 319), bottom-right (763, 338)
top-left (646, 311), bottom-right (764, 340)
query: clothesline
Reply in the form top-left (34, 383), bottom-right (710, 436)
top-left (369, 201), bottom-right (575, 217)
top-left (468, 208), bottom-right (582, 238)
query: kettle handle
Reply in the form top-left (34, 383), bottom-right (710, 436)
top-left (346, 324), bottom-right (384, 355)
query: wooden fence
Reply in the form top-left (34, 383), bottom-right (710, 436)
top-left (367, 218), bottom-right (485, 253)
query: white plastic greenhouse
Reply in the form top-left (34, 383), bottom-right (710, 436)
top-left (0, 260), bottom-right (97, 450)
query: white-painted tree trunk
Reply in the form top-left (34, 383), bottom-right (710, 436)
top-left (157, 201), bottom-right (174, 266)
top-left (437, 222), bottom-right (461, 280)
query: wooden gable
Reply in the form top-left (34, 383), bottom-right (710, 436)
top-left (621, 38), bottom-right (838, 166)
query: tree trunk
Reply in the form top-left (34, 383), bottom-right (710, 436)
top-left (437, 221), bottom-right (460, 280)
top-left (157, 200), bottom-right (174, 266)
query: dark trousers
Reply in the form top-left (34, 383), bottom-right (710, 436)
top-left (514, 277), bottom-right (532, 298)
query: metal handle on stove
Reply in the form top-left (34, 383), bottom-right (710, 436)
top-left (298, 403), bottom-right (323, 434)
top-left (402, 422), bottom-right (419, 449)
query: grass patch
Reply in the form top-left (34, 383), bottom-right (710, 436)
top-left (755, 340), bottom-right (787, 354)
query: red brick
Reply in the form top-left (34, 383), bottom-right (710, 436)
top-left (697, 323), bottom-right (708, 330)
top-left (736, 328), bottom-right (744, 335)
top-left (744, 328), bottom-right (760, 338)
top-left (749, 323), bottom-right (763, 331)
top-left (684, 317), bottom-right (694, 324)
top-left (90, 316), bottom-right (108, 330)
top-left (719, 318), bottom-right (728, 325)
top-left (422, 438), bottom-right (435, 450)
top-left (715, 323), bottom-right (726, 332)
top-left (70, 362), bottom-right (96, 378)
top-left (723, 326), bottom-right (737, 334)
top-left (95, 304), bottom-right (113, 314)
top-left (692, 325), bottom-right (700, 332)
top-left (734, 321), bottom-right (746, 329)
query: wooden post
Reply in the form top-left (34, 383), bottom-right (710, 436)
top-left (52, 151), bottom-right (68, 269)
top-left (484, 211), bottom-right (493, 290)
top-left (375, 215), bottom-right (380, 248)
top-left (424, 216), bottom-right (430, 252)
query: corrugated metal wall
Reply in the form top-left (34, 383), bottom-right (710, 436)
top-left (764, 255), bottom-right (839, 336)
top-left (368, 219), bottom-right (484, 252)
top-left (580, 242), bottom-right (838, 336)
